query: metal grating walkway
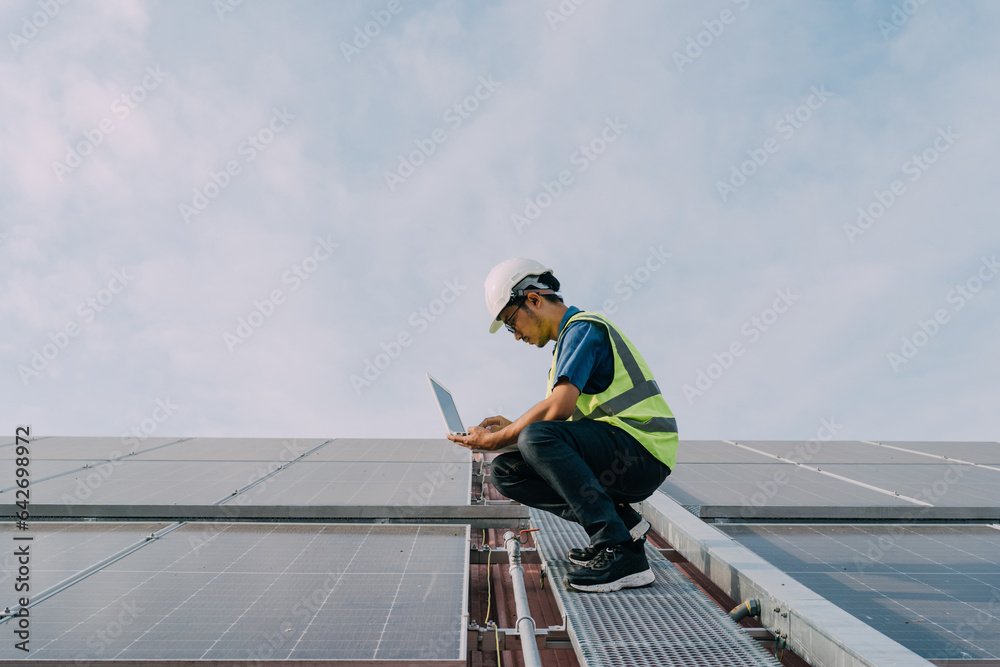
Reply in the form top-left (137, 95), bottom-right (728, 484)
top-left (531, 509), bottom-right (781, 667)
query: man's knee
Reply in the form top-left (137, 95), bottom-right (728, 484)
top-left (517, 421), bottom-right (563, 458)
top-left (490, 453), bottom-right (522, 493)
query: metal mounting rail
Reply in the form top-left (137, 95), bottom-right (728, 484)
top-left (530, 509), bottom-right (782, 667)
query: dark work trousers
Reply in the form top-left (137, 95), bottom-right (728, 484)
top-left (491, 419), bottom-right (671, 549)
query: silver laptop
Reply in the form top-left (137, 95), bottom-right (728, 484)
top-left (427, 374), bottom-right (468, 436)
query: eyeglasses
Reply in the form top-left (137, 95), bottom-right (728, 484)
top-left (502, 302), bottom-right (525, 334)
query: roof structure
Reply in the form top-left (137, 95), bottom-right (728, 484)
top-left (0, 436), bottom-right (997, 665)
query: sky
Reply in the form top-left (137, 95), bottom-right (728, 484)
top-left (3, 0), bottom-right (998, 446)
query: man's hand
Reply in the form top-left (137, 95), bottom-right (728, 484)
top-left (446, 383), bottom-right (579, 452)
top-left (447, 426), bottom-right (499, 451)
top-left (478, 416), bottom-right (512, 433)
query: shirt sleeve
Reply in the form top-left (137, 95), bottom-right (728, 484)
top-left (553, 320), bottom-right (614, 395)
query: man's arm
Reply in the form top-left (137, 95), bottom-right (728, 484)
top-left (447, 380), bottom-right (580, 451)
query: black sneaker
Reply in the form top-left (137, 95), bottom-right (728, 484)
top-left (563, 543), bottom-right (654, 593)
top-left (567, 517), bottom-right (650, 566)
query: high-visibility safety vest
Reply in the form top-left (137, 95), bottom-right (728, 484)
top-left (546, 311), bottom-right (678, 470)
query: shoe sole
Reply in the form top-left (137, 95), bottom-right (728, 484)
top-left (567, 520), bottom-right (651, 566)
top-left (630, 518), bottom-right (651, 540)
top-left (563, 569), bottom-right (655, 593)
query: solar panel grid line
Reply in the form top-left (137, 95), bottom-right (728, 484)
top-left (129, 435), bottom-right (193, 455)
top-left (861, 440), bottom-right (1000, 474)
top-left (198, 525), bottom-right (323, 658)
top-left (726, 440), bottom-right (933, 507)
top-left (769, 527), bottom-right (979, 649)
top-left (827, 529), bottom-right (999, 658)
top-left (214, 438), bottom-right (334, 506)
top-left (0, 521), bottom-right (186, 620)
top-left (721, 524), bottom-right (1000, 659)
top-left (0, 435), bottom-right (53, 449)
top-left (115, 524), bottom-right (278, 659)
top-left (286, 525), bottom-right (378, 656)
top-left (0, 522), bottom-right (168, 613)
top-left (12, 521), bottom-right (190, 653)
top-left (659, 462), bottom-right (920, 510)
top-left (372, 526), bottom-right (421, 658)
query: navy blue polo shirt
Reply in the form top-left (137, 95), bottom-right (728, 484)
top-left (552, 307), bottom-right (614, 395)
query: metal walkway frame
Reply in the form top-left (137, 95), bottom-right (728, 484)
top-left (530, 508), bottom-right (782, 667)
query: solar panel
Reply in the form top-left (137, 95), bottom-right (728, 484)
top-left (718, 524), bottom-right (1000, 660)
top-left (305, 438), bottom-right (470, 463)
top-left (238, 460), bottom-right (471, 506)
top-left (21, 460), bottom-right (276, 505)
top-left (674, 440), bottom-right (775, 464)
top-left (0, 436), bottom-right (178, 460)
top-left (818, 464), bottom-right (1000, 506)
top-left (877, 441), bottom-right (1000, 464)
top-left (128, 437), bottom-right (330, 461)
top-left (734, 440), bottom-right (933, 464)
top-left (659, 463), bottom-right (918, 510)
top-left (0, 523), bottom-right (468, 662)
top-left (0, 521), bottom-right (170, 593)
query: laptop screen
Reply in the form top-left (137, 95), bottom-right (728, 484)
top-left (427, 375), bottom-right (466, 435)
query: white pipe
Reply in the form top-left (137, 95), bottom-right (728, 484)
top-left (504, 531), bottom-right (543, 667)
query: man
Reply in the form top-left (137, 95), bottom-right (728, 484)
top-left (448, 258), bottom-right (678, 593)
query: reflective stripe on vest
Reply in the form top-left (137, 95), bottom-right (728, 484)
top-left (548, 312), bottom-right (678, 469)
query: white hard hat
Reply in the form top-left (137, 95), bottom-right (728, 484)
top-left (484, 258), bottom-right (554, 333)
